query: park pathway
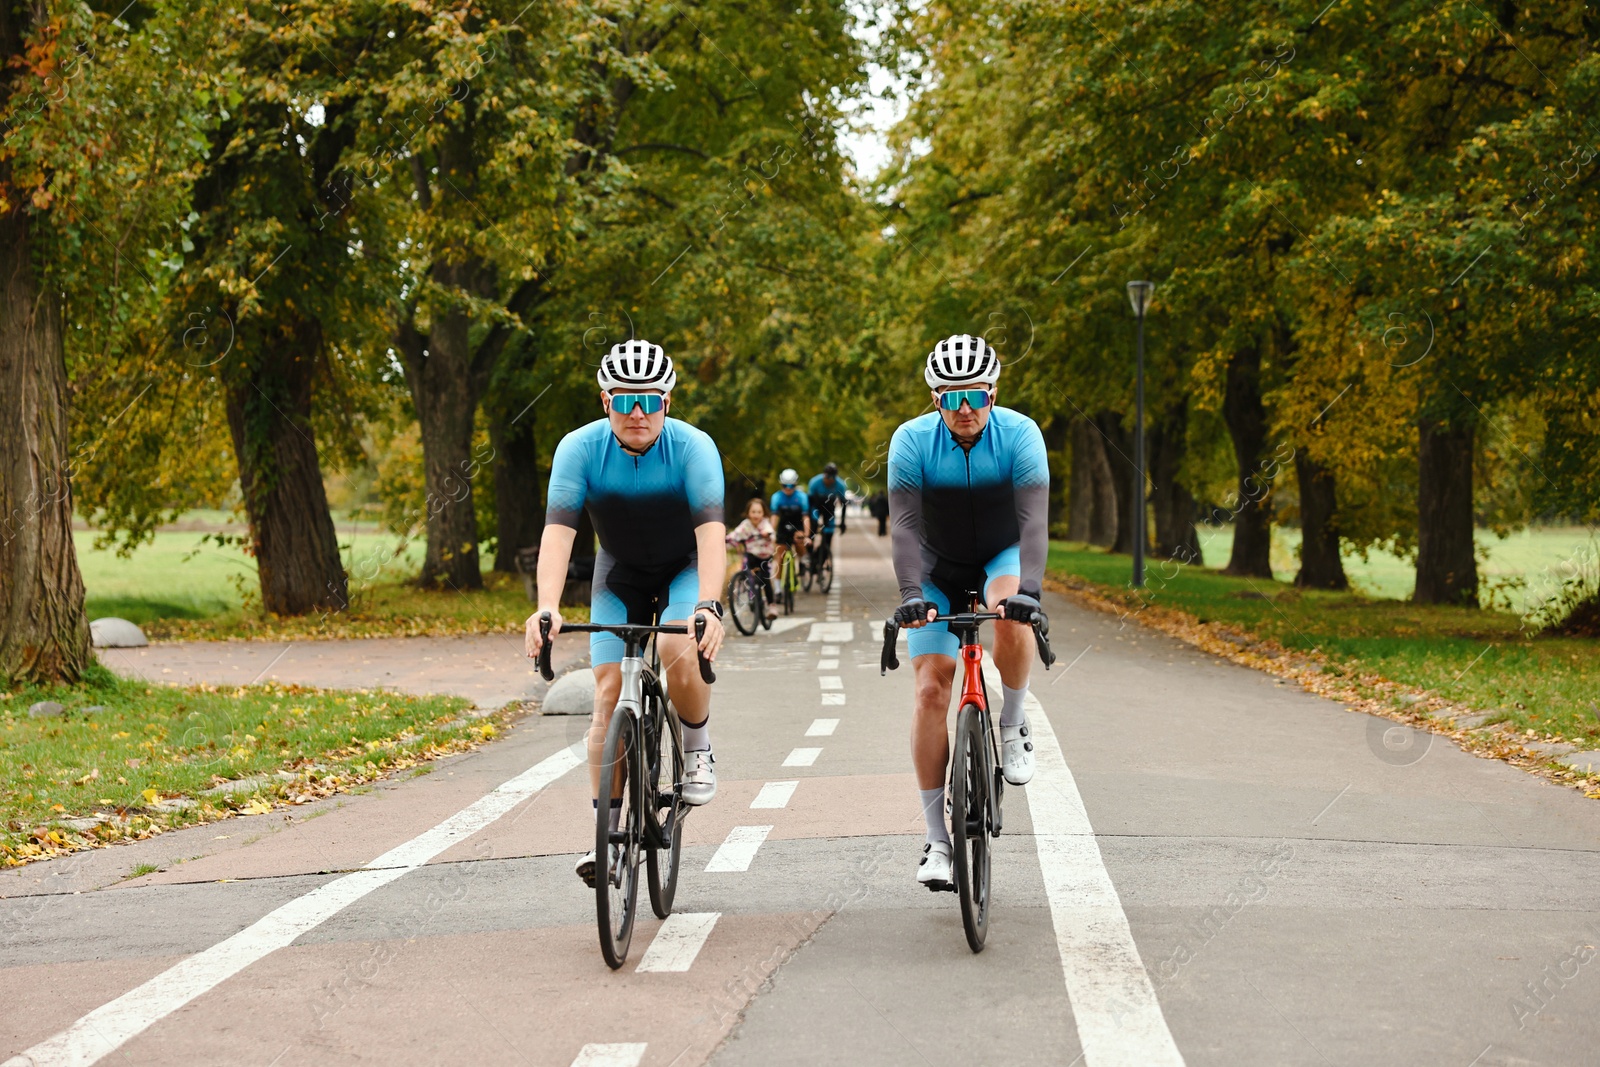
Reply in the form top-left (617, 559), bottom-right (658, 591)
top-left (6, 529), bottom-right (1600, 1066)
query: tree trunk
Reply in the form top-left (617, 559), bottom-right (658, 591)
top-left (1414, 416), bottom-right (1477, 606)
top-left (489, 401), bottom-right (543, 574)
top-left (1149, 404), bottom-right (1201, 564)
top-left (0, 203), bottom-right (91, 683)
top-left (1067, 416), bottom-right (1119, 547)
top-left (1095, 411), bottom-right (1140, 555)
top-left (1294, 451), bottom-right (1348, 590)
top-left (222, 320), bottom-right (347, 616)
top-left (1042, 416), bottom-right (1068, 530)
top-left (1221, 344), bottom-right (1274, 577)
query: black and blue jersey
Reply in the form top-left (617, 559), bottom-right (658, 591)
top-left (807, 474), bottom-right (848, 533)
top-left (546, 417), bottom-right (724, 568)
top-left (887, 406), bottom-right (1050, 602)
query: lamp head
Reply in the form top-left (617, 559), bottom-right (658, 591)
top-left (1126, 280), bottom-right (1155, 316)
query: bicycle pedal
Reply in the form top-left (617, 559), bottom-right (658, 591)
top-left (924, 880), bottom-right (956, 894)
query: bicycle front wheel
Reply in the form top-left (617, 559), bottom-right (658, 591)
top-left (802, 552), bottom-right (814, 592)
top-left (597, 709), bottom-right (643, 969)
top-left (817, 549), bottom-right (834, 594)
top-left (951, 703), bottom-right (992, 953)
top-left (726, 569), bottom-right (758, 636)
top-left (646, 691), bottom-right (684, 919)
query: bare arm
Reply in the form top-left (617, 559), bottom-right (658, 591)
top-left (693, 521), bottom-right (728, 658)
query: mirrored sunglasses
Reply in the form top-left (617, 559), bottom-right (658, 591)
top-left (937, 388), bottom-right (993, 412)
top-left (610, 393), bottom-right (664, 415)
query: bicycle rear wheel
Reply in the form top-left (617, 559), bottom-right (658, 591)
top-left (817, 548), bottom-right (834, 594)
top-left (951, 703), bottom-right (992, 953)
top-left (646, 689), bottom-right (683, 918)
top-left (726, 569), bottom-right (758, 636)
top-left (597, 709), bottom-right (643, 969)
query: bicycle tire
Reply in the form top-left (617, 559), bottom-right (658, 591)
top-left (596, 709), bottom-right (642, 969)
top-left (818, 549), bottom-right (834, 594)
top-left (951, 703), bottom-right (991, 953)
top-left (726, 569), bottom-right (758, 636)
top-left (645, 685), bottom-right (683, 919)
top-left (802, 552), bottom-right (814, 592)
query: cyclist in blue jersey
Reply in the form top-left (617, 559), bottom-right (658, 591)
top-left (524, 340), bottom-right (727, 888)
top-left (888, 334), bottom-right (1050, 891)
top-left (769, 469), bottom-right (811, 599)
top-left (807, 463), bottom-right (848, 563)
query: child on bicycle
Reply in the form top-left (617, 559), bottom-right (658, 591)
top-left (726, 498), bottom-right (780, 620)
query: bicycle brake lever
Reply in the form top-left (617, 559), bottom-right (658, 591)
top-left (694, 614), bottom-right (717, 685)
top-left (880, 619), bottom-right (900, 674)
top-left (537, 612), bottom-right (555, 681)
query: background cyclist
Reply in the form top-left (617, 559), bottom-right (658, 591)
top-left (887, 334), bottom-right (1050, 891)
top-left (807, 462), bottom-right (848, 567)
top-left (769, 469), bottom-right (811, 598)
top-left (523, 340), bottom-right (727, 887)
top-left (726, 497), bottom-right (779, 621)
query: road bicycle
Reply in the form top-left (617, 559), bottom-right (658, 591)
top-left (804, 535), bottom-right (835, 595)
top-left (776, 545), bottom-right (801, 614)
top-left (724, 556), bottom-right (773, 635)
top-left (538, 614), bottom-right (716, 969)
top-left (880, 604), bottom-right (1054, 952)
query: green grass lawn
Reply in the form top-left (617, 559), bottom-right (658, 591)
top-left (75, 523), bottom-right (564, 639)
top-left (1048, 541), bottom-right (1600, 747)
top-left (1, 665), bottom-right (491, 865)
top-left (1191, 524), bottom-right (1598, 615)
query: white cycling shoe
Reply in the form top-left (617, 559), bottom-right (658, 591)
top-left (918, 840), bottom-right (955, 892)
top-left (682, 749), bottom-right (717, 806)
top-left (1001, 721), bottom-right (1035, 786)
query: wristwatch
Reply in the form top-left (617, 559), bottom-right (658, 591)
top-left (695, 599), bottom-right (725, 620)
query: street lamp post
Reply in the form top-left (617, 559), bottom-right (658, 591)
top-left (1126, 280), bottom-right (1155, 589)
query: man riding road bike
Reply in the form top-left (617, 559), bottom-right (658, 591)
top-left (523, 340), bottom-right (727, 887)
top-left (807, 462), bottom-right (848, 564)
top-left (888, 333), bottom-right (1050, 890)
top-left (769, 469), bottom-right (811, 598)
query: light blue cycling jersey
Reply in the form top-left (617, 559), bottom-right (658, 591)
top-left (887, 406), bottom-right (1050, 603)
top-left (807, 474), bottom-right (848, 533)
top-left (769, 488), bottom-right (810, 529)
top-left (546, 417), bottom-right (724, 568)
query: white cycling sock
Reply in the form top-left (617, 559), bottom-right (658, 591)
top-left (919, 786), bottom-right (950, 845)
top-left (681, 717), bottom-right (711, 753)
top-left (1000, 683), bottom-right (1029, 729)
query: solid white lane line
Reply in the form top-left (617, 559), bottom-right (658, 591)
top-left (636, 912), bottom-right (721, 973)
top-left (806, 718), bottom-right (839, 737)
top-left (750, 781), bottom-right (798, 809)
top-left (819, 676), bottom-right (843, 690)
top-left (816, 658), bottom-right (840, 670)
top-left (982, 665), bottom-right (1184, 1067)
top-left (705, 825), bottom-right (773, 872)
top-left (7, 744), bottom-right (585, 1067)
top-left (782, 747), bottom-right (821, 767)
top-left (571, 1044), bottom-right (648, 1067)
top-left (820, 692), bottom-right (846, 706)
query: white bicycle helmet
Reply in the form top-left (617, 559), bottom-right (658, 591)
top-left (597, 339), bottom-right (676, 392)
top-left (779, 468), bottom-right (799, 487)
top-left (924, 334), bottom-right (1000, 389)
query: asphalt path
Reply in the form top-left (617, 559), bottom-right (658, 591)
top-left (5, 530), bottom-right (1600, 1066)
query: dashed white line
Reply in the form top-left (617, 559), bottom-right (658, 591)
top-left (808, 622), bottom-right (855, 642)
top-left (750, 781), bottom-right (799, 808)
top-left (820, 692), bottom-right (847, 706)
top-left (982, 665), bottom-right (1185, 1066)
top-left (783, 747), bottom-right (821, 767)
top-left (819, 676), bottom-right (843, 690)
top-left (636, 912), bottom-right (720, 972)
top-left (822, 644), bottom-right (840, 655)
top-left (816, 658), bottom-right (840, 670)
top-left (806, 718), bottom-right (839, 737)
top-left (9, 744), bottom-right (585, 1067)
top-left (705, 825), bottom-right (773, 872)
top-left (571, 1044), bottom-right (648, 1067)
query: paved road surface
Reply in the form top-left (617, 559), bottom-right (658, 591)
top-left (5, 531), bottom-right (1600, 1066)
